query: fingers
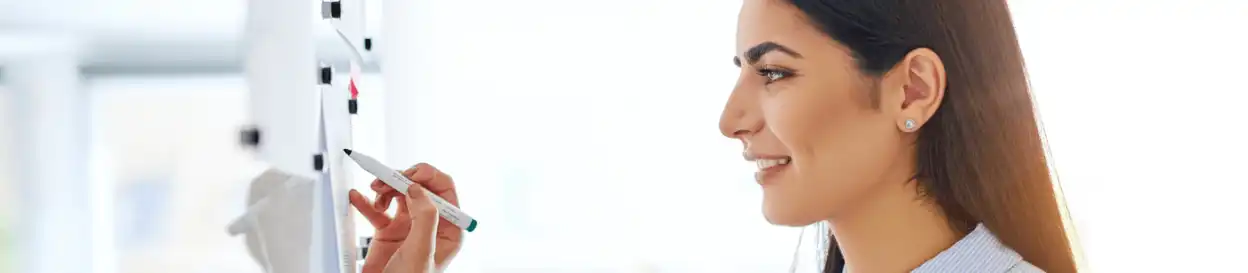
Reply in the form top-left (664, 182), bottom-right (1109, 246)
top-left (374, 166), bottom-right (421, 210)
top-left (374, 190), bottom-right (405, 212)
top-left (406, 163), bottom-right (459, 206)
top-left (370, 179), bottom-right (391, 194)
top-left (349, 189), bottom-right (392, 229)
top-left (395, 188), bottom-right (411, 214)
top-left (405, 185), bottom-right (438, 216)
top-left (370, 167), bottom-right (420, 194)
top-left (393, 185), bottom-right (440, 272)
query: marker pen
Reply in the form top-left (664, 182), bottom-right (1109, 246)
top-left (342, 149), bottom-right (478, 232)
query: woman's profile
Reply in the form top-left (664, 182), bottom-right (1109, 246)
top-left (350, 0), bottom-right (1079, 272)
top-left (724, 0), bottom-right (1076, 272)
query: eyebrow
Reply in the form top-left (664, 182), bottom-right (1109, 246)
top-left (733, 41), bottom-right (803, 67)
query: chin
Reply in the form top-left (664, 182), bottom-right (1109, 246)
top-left (761, 194), bottom-right (825, 227)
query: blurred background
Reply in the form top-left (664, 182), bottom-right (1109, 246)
top-left (1, 0), bottom-right (1246, 272)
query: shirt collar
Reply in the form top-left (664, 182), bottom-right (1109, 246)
top-left (909, 223), bottom-right (1024, 273)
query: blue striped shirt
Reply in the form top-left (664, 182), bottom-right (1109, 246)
top-left (909, 223), bottom-right (1043, 273)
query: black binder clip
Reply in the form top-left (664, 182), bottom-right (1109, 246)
top-left (322, 1), bottom-right (342, 19)
top-left (359, 236), bottom-right (373, 259)
top-left (240, 127), bottom-right (261, 147)
top-left (313, 154), bottom-right (325, 171)
top-left (319, 65), bottom-right (333, 85)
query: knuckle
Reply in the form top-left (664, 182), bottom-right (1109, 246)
top-left (436, 172), bottom-right (452, 183)
top-left (414, 162), bottom-right (436, 172)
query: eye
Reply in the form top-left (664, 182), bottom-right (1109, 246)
top-left (756, 68), bottom-right (794, 84)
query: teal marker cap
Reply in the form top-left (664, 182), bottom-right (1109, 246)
top-left (466, 220), bottom-right (478, 232)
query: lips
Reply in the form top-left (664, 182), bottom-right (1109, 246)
top-left (748, 155), bottom-right (792, 185)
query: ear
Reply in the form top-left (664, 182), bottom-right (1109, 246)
top-left (884, 48), bottom-right (946, 133)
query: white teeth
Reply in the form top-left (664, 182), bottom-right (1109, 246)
top-left (754, 157), bottom-right (791, 170)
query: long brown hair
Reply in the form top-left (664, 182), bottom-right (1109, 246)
top-left (783, 1), bottom-right (1078, 272)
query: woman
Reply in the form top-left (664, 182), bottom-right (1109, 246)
top-left (350, 0), bottom-right (1078, 272)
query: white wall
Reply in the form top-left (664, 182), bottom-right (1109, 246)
top-left (1012, 0), bottom-right (1248, 271)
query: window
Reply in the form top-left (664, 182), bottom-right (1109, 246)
top-left (0, 87), bottom-right (15, 272)
top-left (88, 75), bottom-right (265, 273)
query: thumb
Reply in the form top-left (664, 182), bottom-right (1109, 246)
top-left (390, 186), bottom-right (439, 272)
top-left (404, 186), bottom-right (439, 227)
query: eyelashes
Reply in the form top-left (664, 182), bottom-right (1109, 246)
top-left (755, 67), bottom-right (796, 84)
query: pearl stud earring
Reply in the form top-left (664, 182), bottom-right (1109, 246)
top-left (904, 119), bottom-right (917, 131)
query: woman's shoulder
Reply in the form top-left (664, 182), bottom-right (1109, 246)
top-left (911, 223), bottom-right (1045, 273)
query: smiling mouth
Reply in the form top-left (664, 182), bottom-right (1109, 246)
top-left (752, 157), bottom-right (791, 185)
top-left (754, 157), bottom-right (790, 170)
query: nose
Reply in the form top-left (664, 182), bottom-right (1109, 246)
top-left (719, 78), bottom-right (763, 139)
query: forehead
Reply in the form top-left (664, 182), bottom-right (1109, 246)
top-left (736, 0), bottom-right (822, 54)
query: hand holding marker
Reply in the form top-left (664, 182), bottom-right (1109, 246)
top-left (344, 149), bottom-right (478, 232)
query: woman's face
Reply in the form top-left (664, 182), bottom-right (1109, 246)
top-left (720, 0), bottom-right (906, 226)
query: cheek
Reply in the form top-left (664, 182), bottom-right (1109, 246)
top-left (762, 81), bottom-right (876, 165)
top-left (760, 80), bottom-right (899, 217)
